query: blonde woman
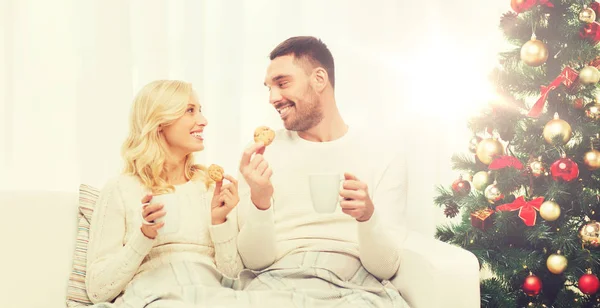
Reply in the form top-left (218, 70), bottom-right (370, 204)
top-left (85, 80), bottom-right (243, 307)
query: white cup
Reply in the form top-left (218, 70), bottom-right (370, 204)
top-left (308, 173), bottom-right (343, 213)
top-left (149, 193), bottom-right (180, 235)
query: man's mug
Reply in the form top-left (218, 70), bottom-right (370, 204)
top-left (150, 193), bottom-right (181, 235)
top-left (308, 173), bottom-right (343, 213)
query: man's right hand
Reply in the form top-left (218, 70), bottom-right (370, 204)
top-left (239, 142), bottom-right (273, 210)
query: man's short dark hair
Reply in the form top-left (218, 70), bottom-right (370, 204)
top-left (269, 36), bottom-right (335, 88)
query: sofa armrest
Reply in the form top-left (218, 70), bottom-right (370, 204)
top-left (391, 231), bottom-right (480, 308)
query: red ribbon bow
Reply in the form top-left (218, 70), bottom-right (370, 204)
top-left (489, 155), bottom-right (524, 170)
top-left (513, 0), bottom-right (554, 13)
top-left (528, 67), bottom-right (578, 117)
top-left (495, 196), bottom-right (545, 226)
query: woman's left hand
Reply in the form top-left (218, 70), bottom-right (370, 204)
top-left (210, 174), bottom-right (239, 225)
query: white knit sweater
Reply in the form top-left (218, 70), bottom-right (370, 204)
top-left (85, 174), bottom-right (242, 304)
top-left (237, 126), bottom-right (408, 280)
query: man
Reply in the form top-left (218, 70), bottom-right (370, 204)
top-left (236, 36), bottom-right (408, 307)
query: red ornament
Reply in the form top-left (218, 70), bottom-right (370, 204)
top-left (452, 176), bottom-right (471, 197)
top-left (580, 21), bottom-right (600, 45)
top-left (550, 157), bottom-right (579, 182)
top-left (579, 270), bottom-right (600, 295)
top-left (573, 98), bottom-right (585, 109)
top-left (511, 0), bottom-right (553, 13)
top-left (522, 273), bottom-right (542, 296)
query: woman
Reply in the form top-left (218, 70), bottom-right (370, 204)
top-left (85, 80), bottom-right (242, 307)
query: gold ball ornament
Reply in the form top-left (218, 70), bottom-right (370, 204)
top-left (546, 252), bottom-right (568, 274)
top-left (584, 149), bottom-right (600, 170)
top-left (580, 7), bottom-right (597, 24)
top-left (476, 138), bottom-right (505, 165)
top-left (580, 221), bottom-right (600, 247)
top-left (579, 66), bottom-right (600, 85)
top-left (520, 35), bottom-right (548, 67)
top-left (484, 183), bottom-right (504, 204)
top-left (543, 113), bottom-right (572, 145)
top-left (585, 103), bottom-right (600, 120)
top-left (539, 200), bottom-right (561, 221)
top-left (472, 171), bottom-right (491, 191)
top-left (529, 157), bottom-right (545, 177)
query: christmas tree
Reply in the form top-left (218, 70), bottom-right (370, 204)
top-left (434, 1), bottom-right (600, 307)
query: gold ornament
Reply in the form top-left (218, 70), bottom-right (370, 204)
top-left (584, 149), bottom-right (600, 170)
top-left (546, 252), bottom-right (568, 274)
top-left (543, 113), bottom-right (572, 145)
top-left (520, 34), bottom-right (548, 67)
top-left (529, 157), bottom-right (545, 177)
top-left (476, 138), bottom-right (505, 165)
top-left (579, 66), bottom-right (600, 85)
top-left (580, 221), bottom-right (600, 247)
top-left (540, 200), bottom-right (561, 221)
top-left (580, 7), bottom-right (597, 24)
top-left (484, 183), bottom-right (504, 204)
top-left (472, 171), bottom-right (491, 191)
top-left (585, 103), bottom-right (600, 119)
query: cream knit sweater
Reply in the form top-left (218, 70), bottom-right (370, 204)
top-left (237, 126), bottom-right (408, 281)
top-left (85, 174), bottom-right (242, 304)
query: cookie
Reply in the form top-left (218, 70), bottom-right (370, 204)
top-left (208, 164), bottom-right (224, 182)
top-left (254, 126), bottom-right (275, 146)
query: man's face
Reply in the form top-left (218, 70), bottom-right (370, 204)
top-left (264, 55), bottom-right (323, 132)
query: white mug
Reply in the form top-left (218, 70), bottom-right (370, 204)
top-left (149, 193), bottom-right (180, 235)
top-left (308, 173), bottom-right (343, 213)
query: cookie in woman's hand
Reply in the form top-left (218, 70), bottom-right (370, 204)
top-left (254, 126), bottom-right (275, 146)
top-left (208, 164), bottom-right (224, 182)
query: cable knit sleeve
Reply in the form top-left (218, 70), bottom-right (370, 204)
top-left (85, 177), bottom-right (155, 303)
top-left (357, 151), bottom-right (407, 281)
top-left (209, 206), bottom-right (244, 278)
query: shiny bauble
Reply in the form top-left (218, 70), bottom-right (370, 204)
top-left (579, 270), bottom-right (600, 295)
top-left (580, 7), bottom-right (597, 24)
top-left (520, 37), bottom-right (548, 67)
top-left (451, 177), bottom-right (471, 197)
top-left (550, 157), bottom-right (579, 182)
top-left (528, 157), bottom-right (545, 177)
top-left (472, 171), bottom-right (491, 191)
top-left (584, 149), bottom-right (600, 170)
top-left (476, 138), bottom-right (505, 165)
top-left (539, 200), bottom-right (561, 221)
top-left (579, 66), bottom-right (600, 85)
top-left (580, 221), bottom-right (600, 247)
top-left (511, 0), bottom-right (533, 13)
top-left (522, 274), bottom-right (542, 296)
top-left (585, 103), bottom-right (600, 120)
top-left (546, 253), bottom-right (568, 274)
top-left (484, 183), bottom-right (504, 204)
top-left (543, 114), bottom-right (572, 145)
top-left (468, 136), bottom-right (482, 154)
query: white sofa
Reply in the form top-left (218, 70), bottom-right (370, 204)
top-left (2, 189), bottom-right (481, 308)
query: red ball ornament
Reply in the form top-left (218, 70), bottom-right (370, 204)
top-left (452, 176), bottom-right (471, 197)
top-left (522, 273), bottom-right (542, 296)
top-left (550, 157), bottom-right (579, 182)
top-left (579, 270), bottom-right (600, 295)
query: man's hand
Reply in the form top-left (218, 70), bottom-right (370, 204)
top-left (339, 172), bottom-right (374, 222)
top-left (239, 142), bottom-right (273, 210)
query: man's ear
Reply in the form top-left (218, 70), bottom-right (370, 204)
top-left (312, 67), bottom-right (328, 93)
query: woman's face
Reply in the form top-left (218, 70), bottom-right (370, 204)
top-left (161, 92), bottom-right (207, 157)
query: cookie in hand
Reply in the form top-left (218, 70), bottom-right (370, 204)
top-left (208, 164), bottom-right (224, 182)
top-left (254, 126), bottom-right (275, 146)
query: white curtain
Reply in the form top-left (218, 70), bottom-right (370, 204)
top-left (0, 0), bottom-right (512, 231)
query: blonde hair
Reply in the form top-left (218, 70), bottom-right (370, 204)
top-left (121, 80), bottom-right (212, 194)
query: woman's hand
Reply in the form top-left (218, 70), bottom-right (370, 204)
top-left (140, 194), bottom-right (165, 239)
top-left (211, 174), bottom-right (239, 225)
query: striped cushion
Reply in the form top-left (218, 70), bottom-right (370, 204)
top-left (66, 184), bottom-right (99, 307)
